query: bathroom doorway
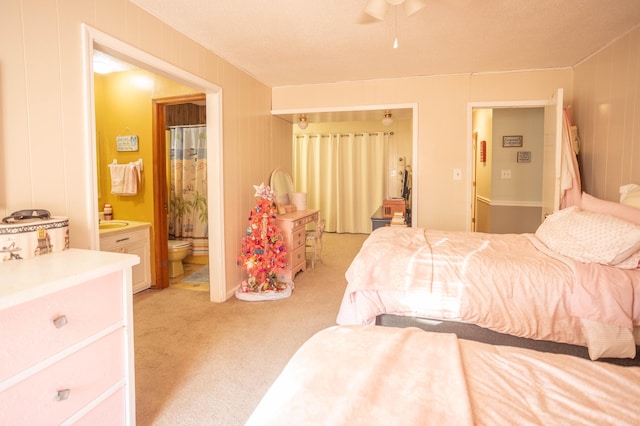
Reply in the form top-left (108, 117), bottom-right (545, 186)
top-left (84, 25), bottom-right (226, 302)
top-left (152, 95), bottom-right (207, 289)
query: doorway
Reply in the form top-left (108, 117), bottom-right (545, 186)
top-left (152, 95), bottom-right (207, 289)
top-left (467, 89), bottom-right (564, 233)
top-left (83, 24), bottom-right (227, 302)
top-left (272, 104), bottom-right (419, 227)
top-left (471, 107), bottom-right (544, 234)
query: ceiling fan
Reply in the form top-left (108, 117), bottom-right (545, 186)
top-left (364, 0), bottom-right (428, 20)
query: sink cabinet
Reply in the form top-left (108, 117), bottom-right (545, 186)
top-left (100, 223), bottom-right (151, 294)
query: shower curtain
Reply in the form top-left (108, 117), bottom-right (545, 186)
top-left (169, 125), bottom-right (208, 256)
top-left (293, 132), bottom-right (388, 234)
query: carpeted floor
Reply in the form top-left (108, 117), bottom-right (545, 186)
top-left (133, 232), bottom-right (368, 426)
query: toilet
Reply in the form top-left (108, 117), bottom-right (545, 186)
top-left (168, 239), bottom-right (191, 278)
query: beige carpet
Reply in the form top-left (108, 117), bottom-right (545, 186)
top-left (133, 232), bottom-right (368, 425)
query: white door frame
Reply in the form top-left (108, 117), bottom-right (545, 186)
top-left (466, 100), bottom-right (548, 231)
top-left (272, 103), bottom-right (419, 227)
top-left (81, 24), bottom-right (226, 302)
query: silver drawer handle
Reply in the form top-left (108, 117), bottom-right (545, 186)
top-left (116, 237), bottom-right (130, 243)
top-left (52, 315), bottom-right (68, 329)
top-left (56, 389), bottom-right (71, 401)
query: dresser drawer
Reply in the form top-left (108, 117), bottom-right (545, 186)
top-left (278, 225), bottom-right (306, 250)
top-left (287, 245), bottom-right (306, 269)
top-left (0, 272), bottom-right (123, 382)
top-left (0, 328), bottom-right (125, 425)
top-left (74, 385), bottom-right (126, 426)
top-left (290, 226), bottom-right (306, 250)
top-left (291, 212), bottom-right (318, 228)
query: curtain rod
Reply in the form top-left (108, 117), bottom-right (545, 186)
top-left (167, 124), bottom-right (206, 129)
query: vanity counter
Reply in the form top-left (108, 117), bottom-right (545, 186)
top-left (98, 220), bottom-right (150, 237)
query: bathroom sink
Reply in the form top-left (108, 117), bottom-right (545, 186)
top-left (99, 221), bottom-right (129, 230)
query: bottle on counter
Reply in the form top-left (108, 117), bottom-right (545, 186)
top-left (104, 203), bottom-right (113, 221)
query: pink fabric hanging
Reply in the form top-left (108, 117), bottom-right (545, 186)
top-left (560, 108), bottom-right (582, 209)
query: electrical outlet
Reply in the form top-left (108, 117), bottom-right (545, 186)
top-left (453, 168), bottom-right (462, 181)
top-left (501, 169), bottom-right (512, 179)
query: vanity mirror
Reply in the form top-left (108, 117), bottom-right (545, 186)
top-left (269, 168), bottom-right (295, 213)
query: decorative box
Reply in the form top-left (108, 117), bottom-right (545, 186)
top-left (382, 199), bottom-right (406, 219)
top-left (0, 216), bottom-right (69, 262)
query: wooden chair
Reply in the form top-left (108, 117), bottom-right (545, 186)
top-left (306, 219), bottom-right (325, 269)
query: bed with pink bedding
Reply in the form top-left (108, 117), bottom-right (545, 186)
top-left (337, 204), bottom-right (640, 360)
top-left (247, 326), bottom-right (640, 425)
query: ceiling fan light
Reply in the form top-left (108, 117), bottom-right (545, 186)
top-left (365, 0), bottom-right (390, 20)
top-left (382, 112), bottom-right (393, 126)
top-left (298, 116), bottom-right (308, 130)
top-left (404, 0), bottom-right (427, 16)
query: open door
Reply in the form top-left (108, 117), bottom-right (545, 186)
top-left (541, 88), bottom-right (564, 221)
top-left (471, 132), bottom-right (478, 231)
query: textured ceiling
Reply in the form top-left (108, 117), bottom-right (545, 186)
top-left (130, 0), bottom-right (640, 88)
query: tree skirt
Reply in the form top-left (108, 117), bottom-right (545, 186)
top-left (235, 283), bottom-right (292, 301)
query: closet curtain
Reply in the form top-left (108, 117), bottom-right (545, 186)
top-left (169, 125), bottom-right (208, 256)
top-left (293, 132), bottom-right (388, 233)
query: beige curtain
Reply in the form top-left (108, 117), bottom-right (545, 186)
top-left (293, 132), bottom-right (388, 234)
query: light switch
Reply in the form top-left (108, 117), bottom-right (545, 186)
top-left (501, 169), bottom-right (512, 179)
top-left (453, 169), bottom-right (462, 181)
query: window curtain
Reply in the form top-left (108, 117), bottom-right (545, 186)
top-left (169, 125), bottom-right (208, 256)
top-left (293, 132), bottom-right (388, 234)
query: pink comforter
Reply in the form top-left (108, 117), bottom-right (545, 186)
top-left (337, 227), bottom-right (639, 353)
top-left (248, 326), bottom-right (640, 425)
top-left (247, 326), bottom-right (474, 425)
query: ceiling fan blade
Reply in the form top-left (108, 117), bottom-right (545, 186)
top-left (404, 0), bottom-right (428, 16)
top-left (365, 0), bottom-right (390, 20)
top-left (357, 13), bottom-right (382, 25)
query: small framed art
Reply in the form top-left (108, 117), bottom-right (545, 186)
top-left (502, 135), bottom-right (523, 147)
top-left (517, 151), bottom-right (531, 163)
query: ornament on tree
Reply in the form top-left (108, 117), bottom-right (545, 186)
top-left (237, 182), bottom-right (289, 297)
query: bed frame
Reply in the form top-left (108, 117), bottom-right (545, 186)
top-left (377, 314), bottom-right (640, 366)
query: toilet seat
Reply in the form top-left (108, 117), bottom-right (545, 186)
top-left (168, 240), bottom-right (190, 249)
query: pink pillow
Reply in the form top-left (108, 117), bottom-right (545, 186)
top-left (580, 192), bottom-right (640, 226)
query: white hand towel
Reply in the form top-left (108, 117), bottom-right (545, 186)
top-left (110, 164), bottom-right (139, 195)
top-left (121, 164), bottom-right (139, 195)
top-left (109, 164), bottom-right (128, 195)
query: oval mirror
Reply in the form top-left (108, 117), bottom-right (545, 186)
top-left (269, 168), bottom-right (294, 206)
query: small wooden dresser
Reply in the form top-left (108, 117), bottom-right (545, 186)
top-left (274, 209), bottom-right (318, 281)
top-left (0, 249), bottom-right (139, 425)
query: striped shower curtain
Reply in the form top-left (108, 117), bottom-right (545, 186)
top-left (293, 132), bottom-right (388, 234)
top-left (169, 125), bottom-right (208, 256)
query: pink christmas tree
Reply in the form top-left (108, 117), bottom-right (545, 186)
top-left (238, 183), bottom-right (288, 293)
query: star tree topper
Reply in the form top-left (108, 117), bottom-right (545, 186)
top-left (253, 182), bottom-right (275, 200)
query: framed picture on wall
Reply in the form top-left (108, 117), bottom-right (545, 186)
top-left (517, 151), bottom-right (531, 163)
top-left (502, 135), bottom-right (523, 147)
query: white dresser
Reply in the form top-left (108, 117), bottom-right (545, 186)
top-left (0, 249), bottom-right (138, 425)
top-left (274, 210), bottom-right (318, 280)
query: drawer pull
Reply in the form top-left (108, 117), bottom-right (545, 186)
top-left (56, 389), bottom-right (71, 401)
top-left (52, 315), bottom-right (68, 329)
top-left (116, 237), bottom-right (130, 243)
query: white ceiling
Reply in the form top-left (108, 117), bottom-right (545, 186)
top-left (131, 0), bottom-right (640, 87)
top-left (128, 0), bottom-right (640, 123)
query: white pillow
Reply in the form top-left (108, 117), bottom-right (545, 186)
top-left (620, 184), bottom-right (640, 209)
top-left (535, 206), bottom-right (640, 268)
